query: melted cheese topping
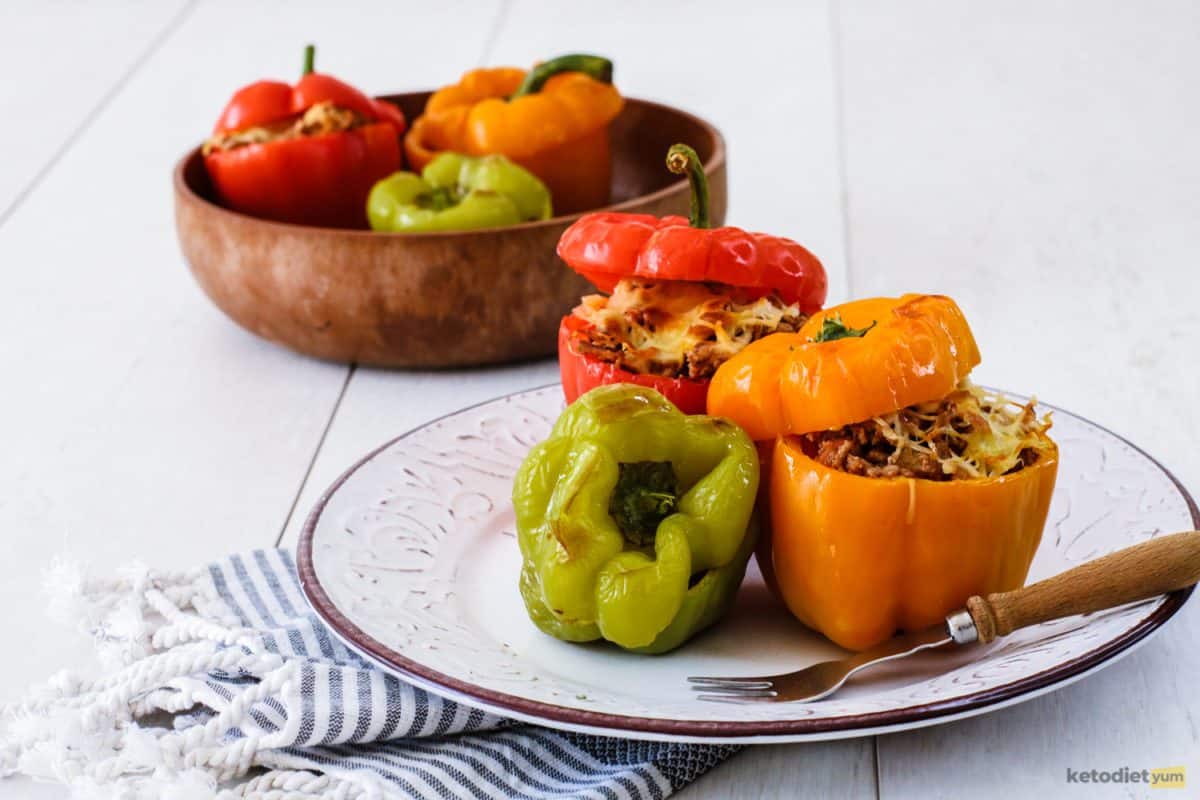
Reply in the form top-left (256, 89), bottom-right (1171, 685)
top-left (202, 102), bottom-right (365, 155)
top-left (872, 383), bottom-right (1054, 479)
top-left (572, 279), bottom-right (803, 378)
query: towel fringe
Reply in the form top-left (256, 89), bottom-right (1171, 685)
top-left (0, 550), bottom-right (671, 800)
top-left (0, 557), bottom-right (314, 796)
top-left (220, 767), bottom-right (377, 800)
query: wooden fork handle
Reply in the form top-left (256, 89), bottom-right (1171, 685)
top-left (966, 531), bottom-right (1200, 644)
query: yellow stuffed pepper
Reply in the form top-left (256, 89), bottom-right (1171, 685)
top-left (707, 295), bottom-right (1059, 651)
top-left (405, 54), bottom-right (623, 215)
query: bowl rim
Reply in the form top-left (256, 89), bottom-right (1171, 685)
top-left (174, 94), bottom-right (726, 239)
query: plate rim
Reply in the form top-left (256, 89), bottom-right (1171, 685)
top-left (297, 383), bottom-right (1199, 740)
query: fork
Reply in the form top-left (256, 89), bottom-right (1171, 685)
top-left (690, 530), bottom-right (1200, 703)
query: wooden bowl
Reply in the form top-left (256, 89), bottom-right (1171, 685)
top-left (174, 93), bottom-right (727, 368)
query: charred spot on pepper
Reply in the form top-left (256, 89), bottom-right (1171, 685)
top-left (705, 417), bottom-right (739, 432)
top-left (608, 461), bottom-right (679, 546)
top-left (591, 391), bottom-right (666, 423)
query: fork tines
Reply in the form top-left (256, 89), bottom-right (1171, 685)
top-left (687, 675), bottom-right (779, 702)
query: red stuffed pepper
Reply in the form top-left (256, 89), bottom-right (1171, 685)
top-left (203, 45), bottom-right (406, 229)
top-left (555, 144), bottom-right (828, 414)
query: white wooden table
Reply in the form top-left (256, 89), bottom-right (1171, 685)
top-left (3, 1), bottom-right (1198, 797)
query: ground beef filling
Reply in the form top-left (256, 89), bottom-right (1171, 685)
top-left (575, 322), bottom-right (804, 380)
top-left (202, 101), bottom-right (367, 155)
top-left (799, 389), bottom-right (1048, 481)
top-left (571, 279), bottom-right (806, 380)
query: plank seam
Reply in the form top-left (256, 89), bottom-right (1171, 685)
top-left (478, 0), bottom-right (513, 64)
top-left (274, 364), bottom-right (356, 547)
top-left (0, 0), bottom-right (201, 231)
top-left (829, 2), bottom-right (878, 796)
top-left (872, 736), bottom-right (882, 799)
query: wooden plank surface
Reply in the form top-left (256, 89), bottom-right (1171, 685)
top-left (6, 1), bottom-right (1197, 798)
top-left (0, 0), bottom-right (382, 700)
top-left (0, 0), bottom-right (193, 220)
top-left (834, 2), bottom-right (1200, 797)
top-left (0, 2), bottom-right (496, 797)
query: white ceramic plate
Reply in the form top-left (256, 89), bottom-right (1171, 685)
top-left (298, 385), bottom-right (1197, 743)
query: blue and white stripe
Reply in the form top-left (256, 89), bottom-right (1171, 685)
top-left (194, 549), bottom-right (737, 799)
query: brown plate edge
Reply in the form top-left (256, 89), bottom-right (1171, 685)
top-left (296, 384), bottom-right (1200, 740)
top-left (174, 95), bottom-right (727, 239)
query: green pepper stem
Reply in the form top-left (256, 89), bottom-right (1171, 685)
top-left (302, 44), bottom-right (315, 76)
top-left (510, 53), bottom-right (614, 98)
top-left (424, 186), bottom-right (458, 212)
top-left (666, 143), bottom-right (710, 229)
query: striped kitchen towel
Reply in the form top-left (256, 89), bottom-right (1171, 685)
top-left (0, 549), bottom-right (738, 799)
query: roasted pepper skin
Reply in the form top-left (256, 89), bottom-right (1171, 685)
top-left (513, 384), bottom-right (759, 653)
top-left (367, 153), bottom-right (552, 233)
top-left (768, 435), bottom-right (1059, 651)
top-left (405, 56), bottom-right (623, 214)
top-left (204, 46), bottom-right (406, 229)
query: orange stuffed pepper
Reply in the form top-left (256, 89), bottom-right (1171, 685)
top-left (405, 54), bottom-right (623, 214)
top-left (708, 295), bottom-right (1059, 650)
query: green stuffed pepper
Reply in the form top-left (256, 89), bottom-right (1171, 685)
top-left (513, 384), bottom-right (759, 654)
top-left (367, 152), bottom-right (552, 233)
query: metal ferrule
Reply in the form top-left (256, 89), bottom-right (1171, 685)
top-left (946, 609), bottom-right (979, 644)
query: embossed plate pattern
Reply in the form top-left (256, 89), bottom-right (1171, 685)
top-left (298, 385), bottom-right (1198, 743)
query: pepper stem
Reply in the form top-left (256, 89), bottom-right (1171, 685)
top-left (422, 186), bottom-right (458, 212)
top-left (511, 53), bottom-right (614, 98)
top-left (666, 143), bottom-right (710, 229)
top-left (609, 461), bottom-right (679, 548)
top-left (302, 44), bottom-right (315, 76)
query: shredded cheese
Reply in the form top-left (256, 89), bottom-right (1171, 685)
top-left (202, 101), bottom-right (366, 155)
top-left (572, 279), bottom-right (804, 378)
top-left (871, 383), bottom-right (1054, 479)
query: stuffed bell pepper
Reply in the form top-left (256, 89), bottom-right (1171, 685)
top-left (708, 295), bottom-right (1059, 651)
top-left (405, 54), bottom-right (623, 214)
top-left (203, 45), bottom-right (406, 228)
top-left (555, 144), bottom-right (827, 415)
top-left (513, 384), bottom-right (759, 654)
